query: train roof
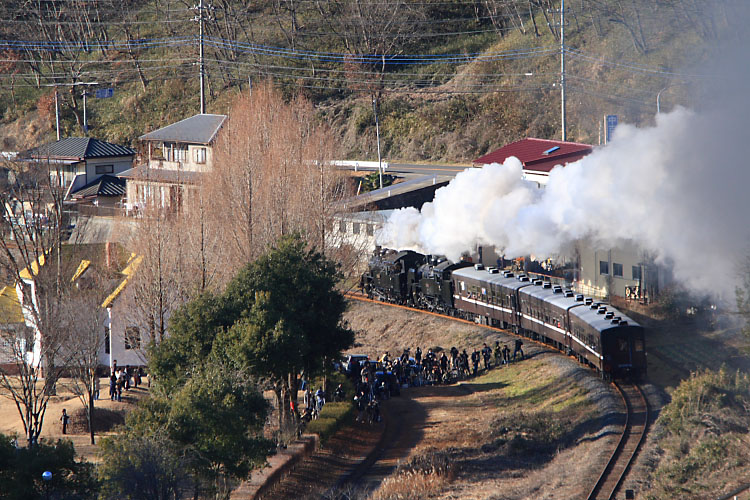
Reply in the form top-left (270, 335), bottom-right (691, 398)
top-left (569, 304), bottom-right (641, 332)
top-left (452, 266), bottom-right (532, 290)
top-left (452, 266), bottom-right (641, 332)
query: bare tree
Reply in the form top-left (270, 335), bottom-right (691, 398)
top-left (118, 209), bottom-right (195, 358)
top-left (0, 156), bottom-right (76, 446)
top-left (63, 266), bottom-right (113, 445)
top-left (205, 81), bottom-right (352, 283)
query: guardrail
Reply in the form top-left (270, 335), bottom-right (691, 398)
top-left (331, 160), bottom-right (389, 172)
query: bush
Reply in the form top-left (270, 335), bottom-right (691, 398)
top-left (0, 434), bottom-right (98, 499)
top-left (304, 402), bottom-right (353, 442)
top-left (98, 433), bottom-right (195, 500)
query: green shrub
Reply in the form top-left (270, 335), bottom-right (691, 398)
top-left (304, 402), bottom-right (353, 442)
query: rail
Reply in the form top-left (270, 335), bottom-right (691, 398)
top-left (586, 382), bottom-right (650, 500)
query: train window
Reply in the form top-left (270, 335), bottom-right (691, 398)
top-left (618, 339), bottom-right (628, 352)
top-left (634, 339), bottom-right (644, 352)
top-left (352, 223), bottom-right (360, 234)
top-left (460, 281), bottom-right (465, 291)
top-left (339, 221), bottom-right (346, 233)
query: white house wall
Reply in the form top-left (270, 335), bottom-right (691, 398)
top-left (84, 157), bottom-right (134, 185)
top-left (106, 306), bottom-right (149, 370)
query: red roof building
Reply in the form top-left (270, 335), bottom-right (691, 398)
top-left (473, 138), bottom-right (594, 185)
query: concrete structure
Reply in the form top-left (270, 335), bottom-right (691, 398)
top-left (120, 113), bottom-right (226, 214)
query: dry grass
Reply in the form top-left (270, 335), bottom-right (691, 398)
top-left (342, 300), bottom-right (621, 500)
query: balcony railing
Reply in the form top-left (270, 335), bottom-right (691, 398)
top-left (148, 159), bottom-right (182, 170)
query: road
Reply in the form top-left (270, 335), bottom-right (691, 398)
top-left (388, 162), bottom-right (473, 177)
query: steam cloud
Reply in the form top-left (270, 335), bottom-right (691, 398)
top-left (378, 101), bottom-right (750, 298)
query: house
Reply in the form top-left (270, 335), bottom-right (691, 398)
top-left (67, 174), bottom-right (127, 209)
top-left (0, 285), bottom-right (29, 370)
top-left (101, 253), bottom-right (147, 369)
top-left (6, 245), bottom-right (148, 372)
top-left (18, 137), bottom-right (135, 193)
top-left (119, 114), bottom-right (227, 213)
top-left (473, 137), bottom-right (593, 187)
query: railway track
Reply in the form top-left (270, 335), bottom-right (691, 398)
top-left (346, 291), bottom-right (653, 499)
top-left (587, 382), bottom-right (650, 500)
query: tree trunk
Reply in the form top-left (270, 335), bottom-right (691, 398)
top-left (88, 393), bottom-right (95, 445)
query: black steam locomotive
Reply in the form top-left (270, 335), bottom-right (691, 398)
top-left (361, 249), bottom-right (646, 380)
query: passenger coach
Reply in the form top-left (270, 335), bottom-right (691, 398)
top-left (451, 265), bottom-right (646, 380)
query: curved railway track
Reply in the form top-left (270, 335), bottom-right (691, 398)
top-left (587, 382), bottom-right (650, 500)
top-left (346, 291), bottom-right (652, 498)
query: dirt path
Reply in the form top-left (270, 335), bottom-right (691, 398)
top-left (259, 421), bottom-right (384, 500)
top-left (342, 387), bottom-right (430, 494)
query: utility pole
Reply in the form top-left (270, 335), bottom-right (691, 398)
top-left (54, 88), bottom-right (60, 140)
top-left (193, 0), bottom-right (208, 114)
top-left (199, 0), bottom-right (205, 114)
top-left (560, 0), bottom-right (566, 141)
top-left (82, 91), bottom-right (88, 134)
top-left (372, 96), bottom-right (383, 189)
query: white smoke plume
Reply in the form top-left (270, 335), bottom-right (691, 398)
top-left (378, 102), bottom-right (750, 297)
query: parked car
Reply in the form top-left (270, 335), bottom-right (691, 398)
top-left (344, 354), bottom-right (369, 375)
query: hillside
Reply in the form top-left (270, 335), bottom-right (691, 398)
top-left (0, 0), bottom-right (740, 160)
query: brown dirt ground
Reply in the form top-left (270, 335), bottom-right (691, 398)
top-left (0, 377), bottom-right (150, 462)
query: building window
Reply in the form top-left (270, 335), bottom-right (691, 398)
top-left (613, 263), bottom-right (623, 277)
top-left (366, 224), bottom-right (374, 236)
top-left (194, 147), bottom-right (206, 164)
top-left (352, 222), bottom-right (360, 234)
top-left (339, 221), bottom-right (346, 234)
top-left (124, 326), bottom-right (141, 350)
top-left (599, 260), bottom-right (609, 275)
top-left (95, 165), bottom-right (114, 175)
top-left (104, 326), bottom-right (110, 354)
top-left (632, 266), bottom-right (642, 281)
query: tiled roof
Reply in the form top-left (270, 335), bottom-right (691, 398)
top-left (474, 138), bottom-right (593, 173)
top-left (118, 165), bottom-right (203, 184)
top-left (71, 175), bottom-right (126, 199)
top-left (139, 114), bottom-right (227, 145)
top-left (0, 286), bottom-right (24, 324)
top-left (21, 137), bottom-right (135, 160)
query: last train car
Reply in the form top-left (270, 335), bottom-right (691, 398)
top-left (451, 265), bottom-right (646, 380)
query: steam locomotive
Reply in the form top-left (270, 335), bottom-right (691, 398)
top-left (361, 248), bottom-right (646, 380)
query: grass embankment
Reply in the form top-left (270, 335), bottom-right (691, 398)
top-left (302, 372), bottom-right (355, 443)
top-left (645, 367), bottom-right (750, 499)
top-left (373, 357), bottom-right (601, 499)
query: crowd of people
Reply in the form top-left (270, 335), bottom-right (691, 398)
top-left (108, 362), bottom-right (145, 402)
top-left (346, 338), bottom-right (526, 425)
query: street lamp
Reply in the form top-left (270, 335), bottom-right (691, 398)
top-left (657, 83), bottom-right (686, 114)
top-left (42, 471), bottom-right (52, 500)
